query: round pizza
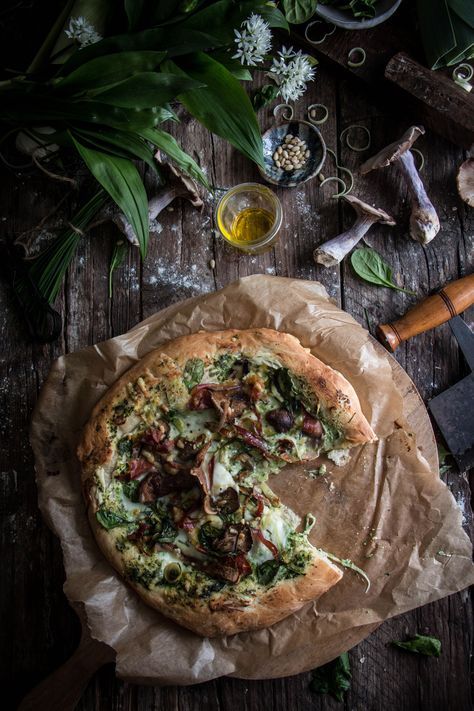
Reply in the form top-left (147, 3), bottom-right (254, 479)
top-left (78, 328), bottom-right (376, 637)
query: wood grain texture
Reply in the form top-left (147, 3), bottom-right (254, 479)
top-left (0, 4), bottom-right (473, 711)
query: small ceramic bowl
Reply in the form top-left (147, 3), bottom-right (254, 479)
top-left (259, 120), bottom-right (326, 188)
top-left (314, 0), bottom-right (402, 30)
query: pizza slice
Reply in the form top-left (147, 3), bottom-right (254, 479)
top-left (78, 328), bottom-right (376, 636)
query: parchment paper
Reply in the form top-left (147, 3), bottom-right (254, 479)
top-left (31, 275), bottom-right (474, 685)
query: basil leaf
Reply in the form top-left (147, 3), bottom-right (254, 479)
top-left (183, 357), bottom-right (205, 390)
top-left (71, 135), bottom-right (149, 258)
top-left (117, 436), bottom-right (133, 457)
top-left (283, 0), bottom-right (318, 24)
top-left (199, 521), bottom-right (222, 548)
top-left (256, 560), bottom-right (280, 585)
top-left (253, 84), bottom-right (279, 111)
top-left (156, 517), bottom-right (178, 543)
top-left (91, 71), bottom-right (203, 108)
top-left (351, 248), bottom-right (416, 295)
top-left (310, 653), bottom-right (352, 702)
top-left (123, 479), bottom-right (140, 503)
top-left (56, 51), bottom-right (166, 91)
top-left (96, 508), bottom-right (131, 529)
top-left (392, 634), bottom-right (442, 657)
top-left (165, 53), bottom-right (264, 168)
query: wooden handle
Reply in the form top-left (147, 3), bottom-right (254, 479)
top-left (18, 633), bottom-right (114, 711)
top-left (377, 273), bottom-right (474, 351)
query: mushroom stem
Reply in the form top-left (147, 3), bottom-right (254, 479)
top-left (313, 194), bottom-right (395, 268)
top-left (398, 151), bottom-right (440, 245)
top-left (314, 215), bottom-right (377, 267)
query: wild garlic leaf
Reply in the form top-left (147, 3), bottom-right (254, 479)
top-left (183, 358), bottom-right (205, 390)
top-left (392, 634), bottom-right (442, 657)
top-left (351, 248), bottom-right (416, 295)
top-left (92, 71), bottom-right (204, 108)
top-left (71, 135), bottom-right (149, 258)
top-left (283, 0), bottom-right (318, 24)
top-left (253, 84), bottom-right (279, 111)
top-left (56, 51), bottom-right (166, 91)
top-left (165, 53), bottom-right (264, 169)
top-left (310, 653), bottom-right (352, 701)
top-left (96, 508), bottom-right (131, 529)
top-left (139, 127), bottom-right (210, 189)
top-left (73, 127), bottom-right (158, 171)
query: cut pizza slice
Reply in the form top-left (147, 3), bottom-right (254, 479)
top-left (78, 328), bottom-right (376, 636)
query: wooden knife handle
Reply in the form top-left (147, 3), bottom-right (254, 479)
top-left (377, 273), bottom-right (474, 351)
top-left (18, 633), bottom-right (114, 711)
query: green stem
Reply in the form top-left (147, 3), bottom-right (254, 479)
top-left (27, 0), bottom-right (75, 74)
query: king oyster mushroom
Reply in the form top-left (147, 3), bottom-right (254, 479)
top-left (360, 126), bottom-right (440, 245)
top-left (313, 195), bottom-right (395, 267)
top-left (457, 157), bottom-right (474, 207)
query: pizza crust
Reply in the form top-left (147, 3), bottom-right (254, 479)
top-left (78, 328), bottom-right (375, 636)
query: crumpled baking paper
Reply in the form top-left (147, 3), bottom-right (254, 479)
top-left (31, 275), bottom-right (474, 684)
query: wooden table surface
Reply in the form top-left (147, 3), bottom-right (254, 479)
top-left (1, 3), bottom-right (473, 710)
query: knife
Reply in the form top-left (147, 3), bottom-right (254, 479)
top-left (377, 273), bottom-right (474, 471)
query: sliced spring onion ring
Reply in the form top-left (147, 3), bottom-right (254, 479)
top-left (340, 125), bottom-right (371, 152)
top-left (273, 103), bottom-right (294, 121)
top-left (452, 63), bottom-right (473, 82)
top-left (304, 21), bottom-right (336, 45)
top-left (307, 103), bottom-right (329, 125)
top-left (326, 147), bottom-right (354, 196)
top-left (454, 77), bottom-right (472, 93)
top-left (347, 47), bottom-right (366, 68)
top-left (411, 147), bottom-right (425, 172)
top-left (319, 176), bottom-right (347, 198)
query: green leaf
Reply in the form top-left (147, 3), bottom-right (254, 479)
top-left (198, 521), bottom-right (222, 548)
top-left (392, 634), bottom-right (442, 657)
top-left (122, 479), bottom-right (140, 502)
top-left (259, 4), bottom-right (290, 31)
top-left (156, 517), bottom-right (178, 543)
top-left (351, 248), bottom-right (416, 296)
top-left (71, 135), bottom-right (149, 258)
top-left (56, 51), bottom-right (166, 91)
top-left (256, 560), bottom-right (280, 585)
top-left (253, 84), bottom-right (279, 111)
top-left (310, 653), bottom-right (352, 702)
top-left (167, 53), bottom-right (264, 168)
top-left (208, 49), bottom-right (252, 80)
top-left (124, 0), bottom-right (146, 30)
top-left (283, 0), bottom-right (318, 24)
top-left (91, 71), bottom-right (204, 108)
top-left (183, 358), bottom-right (205, 390)
top-left (73, 127), bottom-right (158, 171)
top-left (96, 508), bottom-right (131, 529)
top-left (109, 240), bottom-right (128, 297)
top-left (139, 127), bottom-right (209, 189)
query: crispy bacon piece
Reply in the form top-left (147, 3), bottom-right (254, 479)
top-left (128, 459), bottom-right (155, 480)
top-left (254, 528), bottom-right (279, 559)
top-left (234, 425), bottom-right (269, 452)
top-left (234, 553), bottom-right (252, 576)
top-left (190, 441), bottom-right (212, 493)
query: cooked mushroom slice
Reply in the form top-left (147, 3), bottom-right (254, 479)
top-left (214, 487), bottom-right (240, 513)
top-left (457, 158), bottom-right (474, 207)
top-left (139, 470), bottom-right (196, 502)
top-left (212, 523), bottom-right (252, 554)
top-left (360, 126), bottom-right (440, 245)
top-left (314, 195), bottom-right (395, 267)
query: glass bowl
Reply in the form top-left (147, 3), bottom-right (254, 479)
top-left (215, 183), bottom-right (283, 254)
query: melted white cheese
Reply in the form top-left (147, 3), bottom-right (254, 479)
top-left (211, 460), bottom-right (238, 496)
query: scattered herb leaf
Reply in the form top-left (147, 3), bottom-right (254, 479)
top-left (392, 634), bottom-right (441, 657)
top-left (183, 357), bottom-right (205, 390)
top-left (256, 559), bottom-right (281, 585)
top-left (310, 652), bottom-right (352, 702)
top-left (351, 248), bottom-right (416, 296)
top-left (253, 84), bottom-right (279, 111)
top-left (321, 550), bottom-right (371, 592)
top-left (122, 479), bottom-right (140, 502)
top-left (283, 0), bottom-right (318, 24)
top-left (155, 517), bottom-right (178, 543)
top-left (96, 508), bottom-right (131, 529)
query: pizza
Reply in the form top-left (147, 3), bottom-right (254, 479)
top-left (78, 328), bottom-right (376, 637)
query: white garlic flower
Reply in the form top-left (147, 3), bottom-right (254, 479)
top-left (232, 13), bottom-right (272, 66)
top-left (65, 16), bottom-right (102, 48)
top-left (270, 47), bottom-right (316, 103)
